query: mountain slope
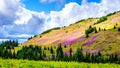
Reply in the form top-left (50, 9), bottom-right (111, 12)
top-left (23, 11), bottom-right (120, 47)
top-left (20, 11), bottom-right (120, 55)
top-left (23, 18), bottom-right (98, 46)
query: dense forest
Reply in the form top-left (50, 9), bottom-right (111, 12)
top-left (0, 40), bottom-right (120, 64)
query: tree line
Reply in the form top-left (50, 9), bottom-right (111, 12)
top-left (0, 41), bottom-right (120, 64)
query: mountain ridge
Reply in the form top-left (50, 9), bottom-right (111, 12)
top-left (23, 11), bottom-right (120, 46)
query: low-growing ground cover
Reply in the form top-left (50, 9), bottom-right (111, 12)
top-left (0, 59), bottom-right (120, 68)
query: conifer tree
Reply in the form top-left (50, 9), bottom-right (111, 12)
top-left (75, 47), bottom-right (84, 62)
top-left (56, 44), bottom-right (64, 61)
top-left (69, 48), bottom-right (72, 61)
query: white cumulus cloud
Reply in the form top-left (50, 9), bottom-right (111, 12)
top-left (46, 0), bottom-right (120, 28)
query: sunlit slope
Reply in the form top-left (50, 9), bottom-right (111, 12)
top-left (23, 18), bottom-right (97, 46)
top-left (23, 11), bottom-right (120, 47)
top-left (81, 29), bottom-right (120, 55)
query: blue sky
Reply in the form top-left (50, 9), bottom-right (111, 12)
top-left (0, 0), bottom-right (120, 43)
top-left (23, 0), bottom-right (101, 13)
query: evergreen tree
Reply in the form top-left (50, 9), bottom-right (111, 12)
top-left (56, 44), bottom-right (64, 61)
top-left (85, 52), bottom-right (90, 62)
top-left (50, 46), bottom-right (54, 54)
top-left (64, 45), bottom-right (67, 48)
top-left (63, 54), bottom-right (69, 61)
top-left (114, 25), bottom-right (116, 29)
top-left (48, 47), bottom-right (49, 50)
top-left (104, 28), bottom-right (106, 31)
top-left (85, 26), bottom-right (94, 38)
top-left (69, 48), bottom-right (72, 61)
top-left (94, 27), bottom-right (98, 33)
top-left (12, 50), bottom-right (16, 59)
top-left (118, 27), bottom-right (120, 31)
top-left (75, 47), bottom-right (84, 62)
top-left (43, 50), bottom-right (46, 59)
top-left (99, 27), bottom-right (101, 31)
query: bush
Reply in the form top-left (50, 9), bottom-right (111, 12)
top-left (75, 19), bottom-right (85, 24)
top-left (106, 11), bottom-right (117, 17)
top-left (41, 27), bottom-right (60, 34)
top-left (113, 25), bottom-right (116, 29)
top-left (85, 26), bottom-right (95, 37)
top-left (28, 37), bottom-right (32, 40)
top-left (96, 16), bottom-right (107, 24)
top-left (118, 27), bottom-right (120, 31)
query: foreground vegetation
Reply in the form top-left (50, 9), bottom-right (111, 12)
top-left (1, 40), bottom-right (120, 64)
top-left (0, 59), bottom-right (120, 68)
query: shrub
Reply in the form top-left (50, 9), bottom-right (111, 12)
top-left (85, 26), bottom-right (95, 38)
top-left (28, 36), bottom-right (32, 40)
top-left (96, 16), bottom-right (107, 24)
top-left (118, 27), bottom-right (120, 31)
top-left (99, 27), bottom-right (101, 31)
top-left (94, 27), bottom-right (98, 33)
top-left (104, 28), bottom-right (106, 31)
top-left (40, 35), bottom-right (42, 38)
top-left (106, 11), bottom-right (117, 17)
top-left (113, 25), bottom-right (116, 29)
top-left (75, 19), bottom-right (85, 24)
top-left (41, 27), bottom-right (60, 34)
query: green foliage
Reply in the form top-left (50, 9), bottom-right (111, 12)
top-left (74, 48), bottom-right (84, 62)
top-left (1, 59), bottom-right (120, 68)
top-left (113, 25), bottom-right (116, 29)
top-left (85, 26), bottom-right (96, 38)
top-left (118, 27), bottom-right (120, 31)
top-left (56, 44), bottom-right (64, 61)
top-left (70, 48), bottom-right (72, 56)
top-left (17, 45), bottom-right (43, 60)
top-left (75, 19), bottom-right (85, 24)
top-left (96, 16), bottom-right (107, 24)
top-left (104, 28), bottom-right (106, 31)
top-left (99, 27), bottom-right (101, 31)
top-left (94, 27), bottom-right (98, 33)
top-left (1, 41), bottom-right (120, 64)
top-left (50, 46), bottom-right (54, 54)
top-left (41, 27), bottom-right (61, 34)
top-left (106, 11), bottom-right (117, 17)
top-left (28, 35), bottom-right (37, 40)
top-left (28, 37), bottom-right (32, 40)
top-left (0, 40), bottom-right (18, 49)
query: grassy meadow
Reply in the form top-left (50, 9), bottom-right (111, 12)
top-left (0, 59), bottom-right (120, 68)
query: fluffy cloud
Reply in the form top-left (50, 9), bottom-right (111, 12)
top-left (47, 0), bottom-right (120, 27)
top-left (0, 0), bottom-right (47, 40)
top-left (0, 0), bottom-right (120, 43)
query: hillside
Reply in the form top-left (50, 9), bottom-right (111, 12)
top-left (22, 11), bottom-right (120, 55)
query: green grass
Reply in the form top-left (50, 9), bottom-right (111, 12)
top-left (0, 59), bottom-right (120, 68)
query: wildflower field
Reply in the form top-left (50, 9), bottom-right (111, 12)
top-left (0, 59), bottom-right (120, 68)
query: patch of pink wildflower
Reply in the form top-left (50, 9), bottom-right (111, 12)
top-left (95, 45), bottom-right (103, 50)
top-left (64, 51), bottom-right (70, 55)
top-left (91, 34), bottom-right (98, 39)
top-left (115, 14), bottom-right (120, 17)
top-left (62, 36), bottom-right (86, 45)
top-left (82, 49), bottom-right (98, 54)
top-left (52, 39), bottom-right (61, 44)
top-left (111, 18), bottom-right (120, 23)
top-left (82, 40), bottom-right (96, 46)
top-left (37, 39), bottom-right (47, 43)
